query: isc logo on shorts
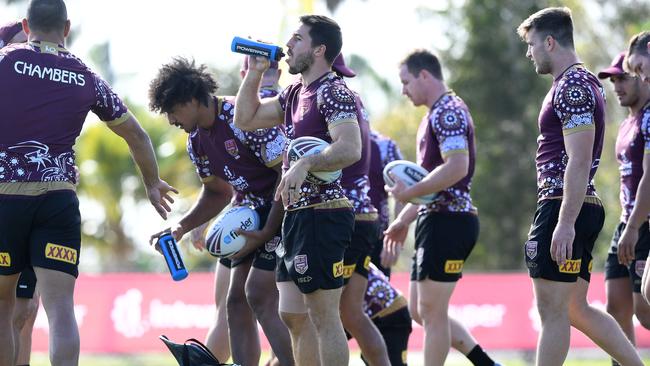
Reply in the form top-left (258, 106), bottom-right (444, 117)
top-left (558, 259), bottom-right (581, 274)
top-left (332, 260), bottom-right (344, 278)
top-left (0, 252), bottom-right (10, 267)
top-left (444, 260), bottom-right (464, 274)
top-left (45, 243), bottom-right (77, 264)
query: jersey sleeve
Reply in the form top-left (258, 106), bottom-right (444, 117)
top-left (186, 133), bottom-right (214, 182)
top-left (89, 72), bottom-right (129, 126)
top-left (554, 72), bottom-right (597, 135)
top-left (429, 104), bottom-right (470, 157)
top-left (387, 139), bottom-right (403, 163)
top-left (642, 109), bottom-right (650, 154)
top-left (317, 83), bottom-right (359, 129)
top-left (242, 127), bottom-right (287, 167)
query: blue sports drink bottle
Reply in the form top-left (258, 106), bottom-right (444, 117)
top-left (231, 36), bottom-right (285, 61)
top-left (158, 231), bottom-right (189, 281)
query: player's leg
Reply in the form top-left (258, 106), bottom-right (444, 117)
top-left (0, 273), bottom-right (20, 366)
top-left (305, 288), bottom-right (349, 366)
top-left (226, 257), bottom-right (260, 365)
top-left (371, 306), bottom-right (412, 366)
top-left (408, 280), bottom-right (421, 325)
top-left (340, 220), bottom-right (389, 366)
top-left (532, 279), bottom-right (572, 366)
top-left (30, 190), bottom-right (81, 366)
top-left (450, 317), bottom-right (498, 366)
top-left (277, 281), bottom-right (319, 366)
top-left (246, 265), bottom-right (294, 365)
top-left (605, 266), bottom-right (635, 342)
top-left (568, 277), bottom-right (643, 366)
top-left (417, 279), bottom-right (454, 366)
top-left (204, 259), bottom-right (231, 362)
top-left (341, 272), bottom-right (390, 365)
top-left (631, 225), bottom-right (650, 330)
top-left (34, 267), bottom-right (78, 366)
top-left (14, 267), bottom-right (39, 366)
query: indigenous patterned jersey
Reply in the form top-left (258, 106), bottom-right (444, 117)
top-left (416, 91), bottom-right (476, 214)
top-left (0, 41), bottom-right (128, 186)
top-left (187, 96), bottom-right (286, 208)
top-left (368, 131), bottom-right (403, 231)
top-left (536, 64), bottom-right (606, 200)
top-left (341, 94), bottom-right (377, 219)
top-left (616, 102), bottom-right (650, 222)
top-left (279, 72), bottom-right (359, 210)
top-left (364, 263), bottom-right (407, 319)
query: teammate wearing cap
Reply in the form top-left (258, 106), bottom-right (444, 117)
top-left (384, 49), bottom-right (493, 366)
top-left (235, 15), bottom-right (361, 366)
top-left (517, 7), bottom-right (643, 366)
top-left (598, 52), bottom-right (650, 366)
top-left (148, 57), bottom-right (293, 366)
top-left (0, 1), bottom-right (177, 365)
top-left (331, 53), bottom-right (391, 365)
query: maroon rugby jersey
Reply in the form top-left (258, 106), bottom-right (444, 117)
top-left (278, 72), bottom-right (360, 210)
top-left (341, 94), bottom-right (377, 218)
top-left (615, 102), bottom-right (650, 222)
top-left (187, 95), bottom-right (286, 208)
top-left (368, 130), bottom-right (403, 231)
top-left (416, 91), bottom-right (476, 214)
top-left (536, 64), bottom-right (606, 200)
top-left (364, 263), bottom-right (406, 319)
top-left (0, 41), bottom-right (128, 185)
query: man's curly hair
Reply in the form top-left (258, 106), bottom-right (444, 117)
top-left (148, 57), bottom-right (218, 114)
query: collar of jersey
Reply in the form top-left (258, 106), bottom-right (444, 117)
top-left (29, 40), bottom-right (67, 55)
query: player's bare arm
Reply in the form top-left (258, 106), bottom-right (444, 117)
top-left (389, 153), bottom-right (468, 203)
top-left (382, 203), bottom-right (419, 267)
top-left (618, 154), bottom-right (650, 265)
top-left (552, 129), bottom-right (595, 264)
top-left (108, 114), bottom-right (178, 219)
top-left (234, 56), bottom-right (283, 130)
top-left (275, 121), bottom-right (361, 204)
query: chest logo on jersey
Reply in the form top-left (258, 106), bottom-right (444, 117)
top-left (224, 139), bottom-right (240, 159)
top-left (294, 254), bottom-right (308, 274)
top-left (45, 243), bottom-right (77, 264)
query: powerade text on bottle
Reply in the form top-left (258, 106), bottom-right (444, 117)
top-left (158, 231), bottom-right (188, 281)
top-left (231, 36), bottom-right (285, 61)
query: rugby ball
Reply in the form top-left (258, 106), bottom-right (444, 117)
top-left (287, 136), bottom-right (342, 184)
top-left (205, 206), bottom-right (260, 258)
top-left (383, 160), bottom-right (436, 204)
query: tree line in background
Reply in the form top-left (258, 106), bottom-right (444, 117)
top-left (3, 0), bottom-right (650, 273)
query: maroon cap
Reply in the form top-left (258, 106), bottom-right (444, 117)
top-left (598, 52), bottom-right (627, 79)
top-left (241, 55), bottom-right (278, 72)
top-left (332, 53), bottom-right (356, 78)
top-left (0, 21), bottom-right (22, 48)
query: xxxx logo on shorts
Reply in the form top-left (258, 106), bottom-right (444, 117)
top-left (343, 264), bottom-right (356, 279)
top-left (363, 256), bottom-right (371, 270)
top-left (444, 260), bottom-right (464, 274)
top-left (0, 252), bottom-right (10, 267)
top-left (558, 259), bottom-right (581, 274)
top-left (333, 260), bottom-right (344, 278)
top-left (294, 254), bottom-right (308, 274)
top-left (45, 243), bottom-right (77, 264)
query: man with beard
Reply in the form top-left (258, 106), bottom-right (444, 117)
top-left (517, 7), bottom-right (643, 366)
top-left (598, 52), bottom-right (650, 366)
top-left (235, 15), bottom-right (361, 366)
top-left (148, 57), bottom-right (293, 366)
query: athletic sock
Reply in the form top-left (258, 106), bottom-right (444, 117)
top-left (466, 344), bottom-right (496, 366)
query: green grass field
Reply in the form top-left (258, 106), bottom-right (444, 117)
top-left (28, 351), bottom-right (650, 365)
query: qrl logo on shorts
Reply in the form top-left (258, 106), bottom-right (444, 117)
top-left (636, 260), bottom-right (646, 277)
top-left (558, 259), bottom-right (581, 274)
top-left (444, 260), bottom-right (464, 274)
top-left (294, 254), bottom-right (308, 274)
top-left (0, 252), bottom-right (10, 267)
top-left (525, 241), bottom-right (538, 259)
top-left (332, 260), bottom-right (344, 278)
top-left (45, 243), bottom-right (78, 264)
top-left (265, 236), bottom-right (280, 253)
